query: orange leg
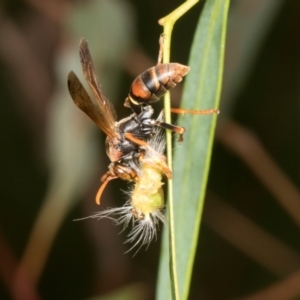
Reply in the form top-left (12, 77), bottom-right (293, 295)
top-left (125, 132), bottom-right (173, 179)
top-left (163, 167), bottom-right (172, 179)
top-left (170, 108), bottom-right (220, 115)
top-left (124, 132), bottom-right (148, 147)
top-left (155, 108), bottom-right (219, 142)
top-left (124, 132), bottom-right (166, 154)
top-left (156, 108), bottom-right (219, 142)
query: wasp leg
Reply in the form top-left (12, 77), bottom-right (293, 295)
top-left (124, 132), bottom-right (166, 158)
top-left (124, 133), bottom-right (172, 179)
top-left (154, 121), bottom-right (185, 142)
top-left (157, 34), bottom-right (166, 65)
top-left (170, 108), bottom-right (220, 115)
top-left (156, 159), bottom-right (172, 179)
top-left (154, 108), bottom-right (219, 142)
top-left (162, 166), bottom-right (172, 179)
top-left (142, 157), bottom-right (172, 179)
top-left (95, 173), bottom-right (117, 205)
top-left (124, 132), bottom-right (148, 147)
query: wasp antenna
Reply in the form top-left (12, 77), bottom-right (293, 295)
top-left (95, 175), bottom-right (117, 205)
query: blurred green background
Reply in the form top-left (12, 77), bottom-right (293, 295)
top-left (1, 0), bottom-right (300, 299)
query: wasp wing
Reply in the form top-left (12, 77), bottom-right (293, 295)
top-left (67, 71), bottom-right (119, 139)
top-left (79, 38), bottom-right (118, 120)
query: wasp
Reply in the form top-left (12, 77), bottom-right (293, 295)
top-left (68, 36), bottom-right (219, 251)
top-left (68, 37), bottom-right (218, 206)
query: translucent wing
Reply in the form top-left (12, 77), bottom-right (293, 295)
top-left (80, 38), bottom-right (118, 118)
top-left (67, 70), bottom-right (119, 139)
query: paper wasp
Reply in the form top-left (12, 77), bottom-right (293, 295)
top-left (67, 36), bottom-right (218, 206)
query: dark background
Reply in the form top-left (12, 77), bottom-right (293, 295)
top-left (0, 0), bottom-right (300, 299)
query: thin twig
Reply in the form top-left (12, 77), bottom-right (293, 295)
top-left (158, 1), bottom-right (199, 299)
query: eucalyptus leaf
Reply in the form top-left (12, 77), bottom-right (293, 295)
top-left (157, 0), bottom-right (230, 299)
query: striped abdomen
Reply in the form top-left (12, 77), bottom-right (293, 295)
top-left (125, 63), bottom-right (190, 112)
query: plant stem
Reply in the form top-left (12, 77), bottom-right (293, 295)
top-left (158, 1), bottom-right (199, 299)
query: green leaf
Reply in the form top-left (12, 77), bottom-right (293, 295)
top-left (156, 0), bottom-right (230, 299)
